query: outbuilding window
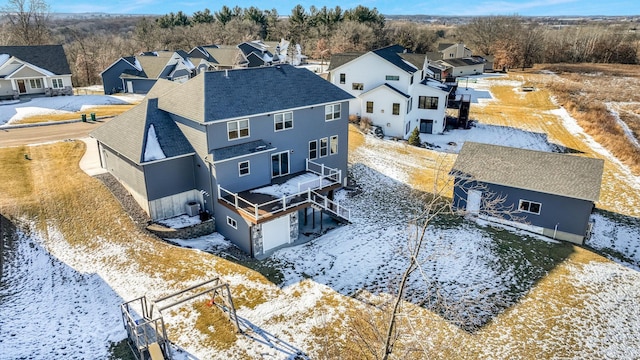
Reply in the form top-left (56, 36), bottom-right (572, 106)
top-left (519, 200), bottom-right (541, 215)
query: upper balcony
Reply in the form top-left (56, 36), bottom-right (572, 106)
top-left (217, 159), bottom-right (350, 224)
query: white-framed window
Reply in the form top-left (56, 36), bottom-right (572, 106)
top-left (519, 200), bottom-right (542, 215)
top-left (227, 216), bottom-right (237, 229)
top-left (339, 73), bottom-right (345, 84)
top-left (319, 137), bottom-right (328, 157)
top-left (392, 103), bottom-right (400, 115)
top-left (330, 135), bottom-right (338, 155)
top-left (52, 78), bottom-right (64, 88)
top-left (29, 78), bottom-right (42, 89)
top-left (274, 112), bottom-right (293, 131)
top-left (405, 122), bottom-right (411, 135)
top-left (271, 151), bottom-right (290, 177)
top-left (352, 83), bottom-right (363, 90)
top-left (308, 140), bottom-right (318, 160)
top-left (238, 160), bottom-right (250, 176)
top-left (325, 104), bottom-right (340, 121)
top-left (385, 75), bottom-right (399, 81)
top-left (227, 119), bottom-right (249, 140)
top-left (407, 98), bottom-right (412, 114)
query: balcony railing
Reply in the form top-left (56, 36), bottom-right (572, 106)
top-left (218, 161), bottom-right (349, 223)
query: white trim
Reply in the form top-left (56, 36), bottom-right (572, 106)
top-left (204, 100), bottom-right (349, 124)
top-left (308, 139), bottom-right (318, 160)
top-left (274, 111), bottom-right (293, 132)
top-left (325, 103), bottom-right (341, 121)
top-left (227, 119), bottom-right (250, 141)
top-left (518, 199), bottom-right (542, 215)
top-left (319, 137), bottom-right (328, 158)
top-left (141, 152), bottom-right (196, 165)
top-left (238, 160), bottom-right (250, 177)
top-left (211, 147), bottom-right (277, 164)
top-left (226, 216), bottom-right (238, 229)
top-left (330, 135), bottom-right (338, 155)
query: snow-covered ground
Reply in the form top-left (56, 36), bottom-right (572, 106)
top-left (0, 93), bottom-right (143, 125)
top-left (1, 73), bottom-right (639, 359)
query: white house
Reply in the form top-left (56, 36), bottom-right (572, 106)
top-left (328, 45), bottom-right (453, 138)
top-left (0, 45), bottom-right (73, 100)
top-left (438, 43), bottom-right (473, 59)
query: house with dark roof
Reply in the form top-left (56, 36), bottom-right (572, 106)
top-left (328, 45), bottom-right (453, 138)
top-left (451, 142), bottom-right (604, 244)
top-left (0, 45), bottom-right (73, 99)
top-left (92, 65), bottom-right (354, 258)
top-left (100, 51), bottom-right (196, 95)
top-left (188, 45), bottom-right (248, 73)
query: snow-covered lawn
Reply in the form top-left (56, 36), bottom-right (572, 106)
top-left (0, 93), bottom-right (143, 125)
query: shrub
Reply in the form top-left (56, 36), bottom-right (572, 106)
top-left (408, 127), bottom-right (421, 147)
top-left (359, 117), bottom-right (372, 132)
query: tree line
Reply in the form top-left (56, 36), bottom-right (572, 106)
top-left (1, 0), bottom-right (639, 87)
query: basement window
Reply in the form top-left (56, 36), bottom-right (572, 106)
top-left (227, 216), bottom-right (238, 229)
top-left (519, 200), bottom-right (541, 215)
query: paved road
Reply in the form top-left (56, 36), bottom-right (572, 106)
top-left (0, 119), bottom-right (111, 147)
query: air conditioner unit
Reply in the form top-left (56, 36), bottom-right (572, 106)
top-left (185, 202), bottom-right (200, 217)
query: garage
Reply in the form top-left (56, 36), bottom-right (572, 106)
top-left (261, 215), bottom-right (291, 252)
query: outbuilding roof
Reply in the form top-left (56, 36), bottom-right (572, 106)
top-left (451, 142), bottom-right (604, 202)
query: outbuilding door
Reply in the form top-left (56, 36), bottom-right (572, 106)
top-left (420, 119), bottom-right (433, 133)
top-left (261, 216), bottom-right (290, 252)
top-left (467, 190), bottom-right (482, 215)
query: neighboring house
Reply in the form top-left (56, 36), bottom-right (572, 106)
top-left (101, 51), bottom-right (196, 95)
top-left (0, 45), bottom-right (73, 100)
top-left (238, 40), bottom-right (287, 67)
top-left (451, 142), bottom-right (604, 244)
top-left (92, 65), bottom-right (353, 258)
top-left (435, 57), bottom-right (486, 77)
top-left (328, 45), bottom-right (453, 138)
top-left (188, 45), bottom-right (248, 73)
top-left (438, 42), bottom-right (473, 59)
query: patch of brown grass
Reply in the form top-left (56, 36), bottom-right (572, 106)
top-left (13, 104), bottom-right (136, 124)
top-left (191, 300), bottom-right (240, 351)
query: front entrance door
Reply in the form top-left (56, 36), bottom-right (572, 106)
top-left (419, 119), bottom-right (433, 133)
top-left (17, 80), bottom-right (26, 93)
top-left (126, 81), bottom-right (133, 93)
top-left (271, 151), bottom-right (289, 177)
top-left (467, 189), bottom-right (482, 215)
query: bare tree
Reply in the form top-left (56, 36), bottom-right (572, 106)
top-left (2, 0), bottom-right (51, 45)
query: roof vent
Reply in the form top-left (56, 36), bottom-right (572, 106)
top-left (255, 145), bottom-right (267, 151)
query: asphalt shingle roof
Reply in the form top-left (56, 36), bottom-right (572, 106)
top-left (158, 64), bottom-right (354, 123)
top-left (91, 98), bottom-right (193, 164)
top-left (451, 142), bottom-right (604, 202)
top-left (327, 52), bottom-right (365, 71)
top-left (0, 45), bottom-right (71, 75)
top-left (372, 45), bottom-right (418, 74)
top-left (211, 140), bottom-right (275, 163)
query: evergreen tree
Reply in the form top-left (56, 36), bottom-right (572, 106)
top-left (408, 127), bottom-right (421, 147)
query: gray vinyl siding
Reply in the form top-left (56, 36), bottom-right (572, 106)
top-left (173, 117), bottom-right (214, 212)
top-left (102, 59), bottom-right (135, 94)
top-left (0, 80), bottom-right (13, 98)
top-left (143, 156), bottom-right (196, 201)
top-left (170, 68), bottom-right (191, 79)
top-left (214, 203), bottom-right (252, 254)
top-left (101, 144), bottom-right (147, 197)
top-left (214, 151), bottom-right (272, 193)
top-left (207, 101), bottom-right (350, 181)
top-left (127, 79), bottom-right (156, 94)
top-left (454, 179), bottom-right (594, 238)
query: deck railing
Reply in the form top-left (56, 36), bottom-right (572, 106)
top-left (218, 185), bottom-right (350, 223)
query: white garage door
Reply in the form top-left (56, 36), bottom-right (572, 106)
top-left (262, 216), bottom-right (290, 252)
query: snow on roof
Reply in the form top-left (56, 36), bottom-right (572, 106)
top-left (401, 59), bottom-right (418, 70)
top-left (133, 58), bottom-right (142, 71)
top-left (262, 53), bottom-right (273, 62)
top-left (182, 58), bottom-right (195, 70)
top-left (0, 54), bottom-right (10, 67)
top-left (143, 124), bottom-right (166, 162)
top-left (424, 78), bottom-right (449, 90)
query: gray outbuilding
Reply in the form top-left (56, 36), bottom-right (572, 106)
top-left (451, 142), bottom-right (604, 244)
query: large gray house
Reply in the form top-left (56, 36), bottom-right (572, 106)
top-left (451, 142), bottom-right (604, 244)
top-left (92, 65), bottom-right (353, 257)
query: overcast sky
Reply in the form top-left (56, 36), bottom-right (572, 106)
top-left (45, 0), bottom-right (640, 16)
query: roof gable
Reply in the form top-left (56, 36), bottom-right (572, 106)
top-left (0, 45), bottom-right (71, 75)
top-left (372, 45), bottom-right (418, 74)
top-left (327, 52), bottom-right (365, 71)
top-left (91, 98), bottom-right (193, 164)
top-left (362, 83), bottom-right (410, 99)
top-left (451, 142), bottom-right (604, 202)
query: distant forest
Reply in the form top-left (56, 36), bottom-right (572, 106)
top-left (1, 0), bottom-right (639, 86)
